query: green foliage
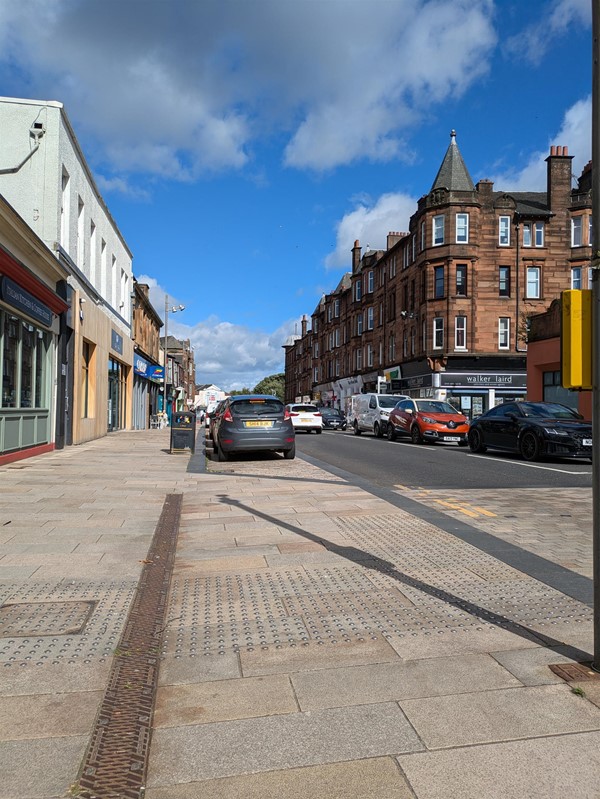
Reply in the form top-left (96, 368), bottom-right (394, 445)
top-left (253, 373), bottom-right (285, 400)
top-left (229, 388), bottom-right (253, 395)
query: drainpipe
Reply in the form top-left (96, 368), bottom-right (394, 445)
top-left (514, 219), bottom-right (526, 351)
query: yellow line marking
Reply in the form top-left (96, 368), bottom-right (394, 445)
top-left (434, 499), bottom-right (479, 518)
top-left (472, 506), bottom-right (497, 517)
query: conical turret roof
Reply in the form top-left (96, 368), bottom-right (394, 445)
top-left (430, 130), bottom-right (475, 192)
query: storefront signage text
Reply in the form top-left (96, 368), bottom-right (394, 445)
top-left (111, 329), bottom-right (123, 355)
top-left (0, 276), bottom-right (52, 327)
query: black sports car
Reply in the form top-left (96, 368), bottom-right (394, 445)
top-left (468, 401), bottom-right (592, 462)
top-left (320, 408), bottom-right (347, 430)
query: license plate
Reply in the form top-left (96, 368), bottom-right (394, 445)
top-left (583, 438), bottom-right (592, 446)
top-left (299, 418), bottom-right (312, 423)
top-left (444, 436), bottom-right (460, 442)
top-left (244, 420), bottom-right (273, 428)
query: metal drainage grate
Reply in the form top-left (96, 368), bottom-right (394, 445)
top-left (549, 662), bottom-right (600, 682)
top-left (0, 600), bottom-right (95, 637)
top-left (73, 493), bottom-right (182, 799)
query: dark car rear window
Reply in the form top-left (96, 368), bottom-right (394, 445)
top-left (231, 399), bottom-right (284, 416)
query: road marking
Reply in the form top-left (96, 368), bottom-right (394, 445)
top-left (434, 499), bottom-right (480, 518)
top-left (465, 453), bottom-right (591, 474)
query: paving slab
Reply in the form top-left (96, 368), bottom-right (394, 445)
top-left (239, 636), bottom-right (401, 676)
top-left (0, 662), bottom-right (111, 695)
top-left (291, 653), bottom-right (521, 710)
top-left (397, 730), bottom-right (600, 799)
top-left (490, 644), bottom-right (591, 686)
top-left (0, 735), bottom-right (89, 799)
top-left (158, 652), bottom-right (242, 686)
top-left (145, 756), bottom-right (414, 799)
top-left (0, 690), bottom-right (102, 740)
top-left (154, 674), bottom-right (297, 726)
top-left (148, 702), bottom-right (423, 785)
top-left (399, 683), bottom-right (600, 749)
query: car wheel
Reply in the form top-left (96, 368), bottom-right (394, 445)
top-left (410, 425), bottom-right (422, 445)
top-left (217, 443), bottom-right (229, 462)
top-left (283, 444), bottom-right (296, 460)
top-left (520, 431), bottom-right (541, 462)
top-left (316, 428), bottom-right (322, 435)
top-left (468, 428), bottom-right (486, 453)
top-left (353, 421), bottom-right (361, 435)
top-left (374, 422), bottom-right (383, 438)
top-left (387, 425), bottom-right (396, 441)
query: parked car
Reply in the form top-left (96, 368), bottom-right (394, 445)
top-left (284, 403), bottom-right (323, 433)
top-left (387, 398), bottom-right (469, 445)
top-left (213, 395), bottom-right (295, 461)
top-left (467, 401), bottom-right (592, 462)
top-left (204, 400), bottom-right (219, 428)
top-left (320, 407), bottom-right (347, 430)
top-left (350, 393), bottom-right (410, 437)
top-left (208, 399), bottom-right (228, 444)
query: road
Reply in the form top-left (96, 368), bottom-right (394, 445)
top-left (295, 428), bottom-right (593, 490)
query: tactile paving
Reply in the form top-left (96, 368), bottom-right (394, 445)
top-left (162, 512), bottom-right (592, 656)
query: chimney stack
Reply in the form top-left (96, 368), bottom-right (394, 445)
top-left (301, 314), bottom-right (308, 336)
top-left (546, 144), bottom-right (573, 211)
top-left (352, 239), bottom-right (362, 274)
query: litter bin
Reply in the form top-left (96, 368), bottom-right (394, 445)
top-left (170, 411), bottom-right (196, 453)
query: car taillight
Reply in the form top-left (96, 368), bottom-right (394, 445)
top-left (285, 410), bottom-right (298, 418)
top-left (223, 408), bottom-right (233, 422)
top-left (314, 412), bottom-right (322, 417)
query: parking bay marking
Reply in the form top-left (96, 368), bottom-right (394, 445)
top-left (466, 453), bottom-right (592, 475)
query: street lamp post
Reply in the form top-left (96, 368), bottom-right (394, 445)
top-left (163, 296), bottom-right (185, 420)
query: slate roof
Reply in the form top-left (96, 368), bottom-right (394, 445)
top-left (497, 192), bottom-right (551, 217)
top-left (430, 130), bottom-right (475, 192)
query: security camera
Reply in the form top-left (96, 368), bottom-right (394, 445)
top-left (79, 298), bottom-right (86, 304)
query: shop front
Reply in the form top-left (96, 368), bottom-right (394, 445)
top-left (0, 269), bottom-right (67, 464)
top-left (107, 330), bottom-right (128, 433)
top-left (132, 353), bottom-right (163, 429)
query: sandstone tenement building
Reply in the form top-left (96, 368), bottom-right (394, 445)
top-left (284, 132), bottom-right (592, 419)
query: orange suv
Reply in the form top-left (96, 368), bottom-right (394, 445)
top-left (387, 399), bottom-right (469, 446)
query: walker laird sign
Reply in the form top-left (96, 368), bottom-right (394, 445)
top-left (443, 373), bottom-right (526, 388)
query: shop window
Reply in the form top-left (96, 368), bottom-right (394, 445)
top-left (35, 331), bottom-right (48, 408)
top-left (81, 340), bottom-right (94, 419)
top-left (2, 315), bottom-right (18, 408)
top-left (20, 323), bottom-right (34, 408)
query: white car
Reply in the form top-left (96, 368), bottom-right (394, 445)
top-left (284, 403), bottom-right (323, 434)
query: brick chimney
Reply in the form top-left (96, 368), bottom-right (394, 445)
top-left (387, 231), bottom-right (408, 249)
top-left (352, 239), bottom-right (362, 273)
top-left (301, 314), bottom-right (308, 336)
top-left (546, 145), bottom-right (573, 212)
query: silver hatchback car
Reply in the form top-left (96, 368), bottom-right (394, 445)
top-left (213, 395), bottom-right (296, 461)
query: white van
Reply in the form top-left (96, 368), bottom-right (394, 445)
top-left (350, 393), bottom-right (410, 437)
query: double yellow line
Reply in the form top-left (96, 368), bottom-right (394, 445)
top-left (395, 486), bottom-right (497, 519)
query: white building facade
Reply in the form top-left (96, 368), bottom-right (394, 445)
top-left (0, 97), bottom-right (135, 442)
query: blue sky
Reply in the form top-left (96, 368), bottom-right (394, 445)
top-left (0, 0), bottom-right (593, 390)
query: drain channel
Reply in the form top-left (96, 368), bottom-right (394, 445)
top-left (74, 493), bottom-right (182, 799)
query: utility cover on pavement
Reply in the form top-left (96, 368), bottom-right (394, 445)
top-left (0, 600), bottom-right (96, 637)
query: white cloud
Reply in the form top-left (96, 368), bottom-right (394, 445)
top-left (326, 192), bottom-right (417, 269)
top-left (490, 96), bottom-right (591, 190)
top-left (505, 0), bottom-right (591, 65)
top-left (136, 276), bottom-right (295, 391)
top-left (0, 0), bottom-right (496, 178)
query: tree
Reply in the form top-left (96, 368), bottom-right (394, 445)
top-left (229, 387), bottom-right (253, 396)
top-left (253, 373), bottom-right (285, 400)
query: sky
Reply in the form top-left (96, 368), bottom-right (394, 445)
top-left (0, 0), bottom-right (594, 391)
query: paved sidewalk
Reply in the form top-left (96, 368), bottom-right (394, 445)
top-left (1, 430), bottom-right (599, 798)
